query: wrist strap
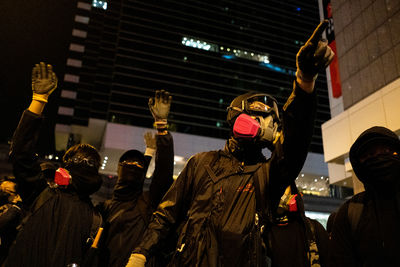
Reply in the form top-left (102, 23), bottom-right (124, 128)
top-left (153, 120), bottom-right (168, 130)
top-left (32, 93), bottom-right (49, 103)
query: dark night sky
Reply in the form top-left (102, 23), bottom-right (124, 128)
top-left (0, 0), bottom-right (77, 152)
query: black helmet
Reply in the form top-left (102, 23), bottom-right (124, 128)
top-left (226, 92), bottom-right (280, 127)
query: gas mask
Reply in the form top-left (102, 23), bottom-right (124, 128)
top-left (275, 185), bottom-right (300, 225)
top-left (227, 93), bottom-right (281, 148)
top-left (233, 113), bottom-right (279, 144)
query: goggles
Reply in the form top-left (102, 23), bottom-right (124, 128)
top-left (66, 155), bottom-right (98, 168)
top-left (227, 94), bottom-right (279, 119)
top-left (119, 160), bottom-right (144, 169)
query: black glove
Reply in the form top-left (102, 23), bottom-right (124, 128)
top-left (32, 62), bottom-right (58, 103)
top-left (296, 20), bottom-right (335, 82)
top-left (148, 90), bottom-right (172, 130)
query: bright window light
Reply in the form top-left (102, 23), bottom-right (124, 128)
top-left (92, 0), bottom-right (108, 10)
top-left (181, 35), bottom-right (294, 76)
top-left (181, 37), bottom-right (218, 52)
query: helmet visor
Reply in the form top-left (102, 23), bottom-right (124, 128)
top-left (244, 94), bottom-right (279, 118)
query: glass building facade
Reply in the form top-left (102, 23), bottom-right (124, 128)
top-left (59, 0), bottom-right (331, 153)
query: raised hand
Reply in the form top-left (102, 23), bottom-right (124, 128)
top-left (32, 62), bottom-right (58, 103)
top-left (148, 90), bottom-right (172, 130)
top-left (296, 20), bottom-right (335, 83)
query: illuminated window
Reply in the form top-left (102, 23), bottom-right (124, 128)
top-left (181, 37), bottom-right (218, 52)
top-left (181, 36), bottom-right (294, 76)
top-left (92, 0), bottom-right (107, 10)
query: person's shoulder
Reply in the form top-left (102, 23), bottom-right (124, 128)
top-left (189, 150), bottom-right (223, 162)
top-left (341, 191), bottom-right (367, 207)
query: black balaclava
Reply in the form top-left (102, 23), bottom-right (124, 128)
top-left (350, 126), bottom-right (400, 193)
top-left (226, 92), bottom-right (280, 163)
top-left (63, 144), bottom-right (102, 197)
top-left (113, 149), bottom-right (146, 201)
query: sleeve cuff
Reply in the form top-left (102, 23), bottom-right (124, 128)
top-left (145, 147), bottom-right (156, 157)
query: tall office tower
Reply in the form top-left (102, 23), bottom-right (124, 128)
top-left (58, 0), bottom-right (331, 154)
top-left (321, 0), bottom-right (400, 193)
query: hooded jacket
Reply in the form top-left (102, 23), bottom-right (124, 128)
top-left (268, 184), bottom-right (329, 267)
top-left (133, 82), bottom-right (317, 266)
top-left (330, 126), bottom-right (400, 267)
top-left (98, 133), bottom-right (174, 267)
top-left (5, 110), bottom-right (100, 267)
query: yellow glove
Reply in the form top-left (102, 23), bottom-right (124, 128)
top-left (125, 254), bottom-right (146, 267)
top-left (32, 62), bottom-right (58, 103)
top-left (144, 131), bottom-right (156, 157)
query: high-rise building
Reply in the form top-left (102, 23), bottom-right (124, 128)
top-left (321, 0), bottom-right (400, 194)
top-left (57, 0), bottom-right (331, 153)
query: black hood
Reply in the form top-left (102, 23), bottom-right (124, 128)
top-left (350, 126), bottom-right (400, 188)
top-left (113, 149), bottom-right (146, 201)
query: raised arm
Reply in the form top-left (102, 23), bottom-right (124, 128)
top-left (126, 155), bottom-right (197, 267)
top-left (147, 90), bottom-right (174, 209)
top-left (9, 62), bottom-right (58, 206)
top-left (268, 20), bottom-right (334, 207)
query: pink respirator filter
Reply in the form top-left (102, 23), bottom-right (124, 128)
top-left (54, 168), bottom-right (71, 186)
top-left (233, 113), bottom-right (260, 138)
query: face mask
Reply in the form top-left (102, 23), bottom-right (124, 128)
top-left (117, 164), bottom-right (145, 187)
top-left (65, 163), bottom-right (102, 196)
top-left (233, 113), bottom-right (279, 145)
top-left (114, 164), bottom-right (145, 200)
top-left (54, 168), bottom-right (72, 187)
top-left (233, 113), bottom-right (260, 138)
top-left (360, 155), bottom-right (400, 189)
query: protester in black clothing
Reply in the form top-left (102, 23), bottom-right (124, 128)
top-left (0, 178), bottom-right (23, 264)
top-left (330, 126), bottom-right (400, 267)
top-left (126, 20), bottom-right (334, 267)
top-left (268, 183), bottom-right (329, 267)
top-left (98, 90), bottom-right (174, 267)
top-left (4, 62), bottom-right (103, 267)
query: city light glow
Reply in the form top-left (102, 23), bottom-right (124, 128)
top-left (92, 0), bottom-right (107, 10)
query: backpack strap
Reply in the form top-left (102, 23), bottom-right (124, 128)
top-left (253, 163), bottom-right (269, 219)
top-left (200, 151), bottom-right (221, 183)
top-left (252, 163), bottom-right (272, 267)
top-left (90, 209), bottom-right (103, 240)
top-left (305, 218), bottom-right (321, 267)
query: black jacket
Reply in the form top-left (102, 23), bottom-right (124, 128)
top-left (269, 218), bottom-right (328, 267)
top-left (329, 126), bottom-right (400, 267)
top-left (4, 110), bottom-right (98, 267)
top-left (134, 83), bottom-right (317, 266)
top-left (98, 133), bottom-right (174, 267)
top-left (268, 191), bottom-right (329, 267)
top-left (329, 191), bottom-right (400, 267)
